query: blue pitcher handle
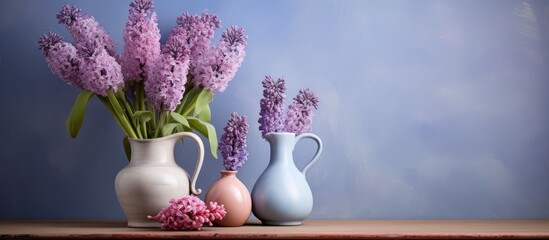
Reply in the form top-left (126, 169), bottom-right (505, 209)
top-left (295, 133), bottom-right (323, 176)
top-left (173, 132), bottom-right (204, 195)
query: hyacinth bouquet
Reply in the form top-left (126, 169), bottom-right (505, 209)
top-left (218, 112), bottom-right (249, 171)
top-left (38, 0), bottom-right (247, 158)
top-left (258, 76), bottom-right (319, 137)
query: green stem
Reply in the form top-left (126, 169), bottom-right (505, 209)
top-left (107, 92), bottom-right (137, 139)
top-left (180, 88), bottom-right (202, 117)
top-left (154, 111), bottom-right (167, 138)
top-left (175, 87), bottom-right (194, 114)
top-left (174, 79), bottom-right (194, 113)
top-left (137, 82), bottom-right (148, 138)
top-left (98, 96), bottom-right (128, 138)
top-left (148, 103), bottom-right (156, 133)
top-left (117, 92), bottom-right (142, 139)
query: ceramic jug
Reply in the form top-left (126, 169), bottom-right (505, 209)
top-left (115, 132), bottom-right (204, 227)
top-left (205, 170), bottom-right (252, 227)
top-left (251, 132), bottom-right (323, 226)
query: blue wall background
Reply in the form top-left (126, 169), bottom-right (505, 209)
top-left (1, 0), bottom-right (548, 220)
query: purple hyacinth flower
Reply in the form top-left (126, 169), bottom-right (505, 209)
top-left (38, 32), bottom-right (64, 56)
top-left (220, 25), bottom-right (247, 65)
top-left (56, 5), bottom-right (81, 27)
top-left (219, 112), bottom-right (249, 171)
top-left (166, 12), bottom-right (220, 52)
top-left (145, 37), bottom-right (190, 111)
top-left (38, 32), bottom-right (83, 88)
top-left (129, 0), bottom-right (153, 13)
top-left (258, 76), bottom-right (286, 138)
top-left (162, 36), bottom-right (191, 62)
top-left (283, 88), bottom-right (319, 135)
top-left (166, 12), bottom-right (221, 72)
top-left (175, 12), bottom-right (220, 52)
top-left (121, 0), bottom-right (161, 82)
top-left (293, 88), bottom-right (319, 109)
top-left (57, 5), bottom-right (117, 57)
top-left (191, 26), bottom-right (247, 93)
top-left (78, 41), bottom-right (124, 96)
top-left (145, 43), bottom-right (190, 111)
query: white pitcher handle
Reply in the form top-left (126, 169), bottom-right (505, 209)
top-left (174, 132), bottom-right (204, 195)
top-left (295, 133), bottom-right (323, 176)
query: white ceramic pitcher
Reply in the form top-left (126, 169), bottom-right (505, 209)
top-left (115, 132), bottom-right (204, 227)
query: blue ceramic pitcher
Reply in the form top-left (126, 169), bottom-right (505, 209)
top-left (251, 132), bottom-right (323, 225)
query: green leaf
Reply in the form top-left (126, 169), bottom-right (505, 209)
top-left (186, 117), bottom-right (206, 136)
top-left (123, 136), bottom-right (131, 161)
top-left (198, 104), bottom-right (211, 122)
top-left (176, 86), bottom-right (198, 114)
top-left (169, 112), bottom-right (190, 128)
top-left (66, 90), bottom-right (95, 138)
top-left (133, 110), bottom-right (154, 124)
top-left (175, 124), bottom-right (185, 133)
top-left (187, 117), bottom-right (218, 158)
top-left (161, 123), bottom-right (180, 137)
top-left (193, 89), bottom-right (213, 116)
top-left (108, 92), bottom-right (137, 139)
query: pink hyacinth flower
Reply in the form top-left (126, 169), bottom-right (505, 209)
top-left (148, 195), bottom-right (226, 231)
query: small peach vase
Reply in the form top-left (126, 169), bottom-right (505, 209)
top-left (205, 170), bottom-right (252, 227)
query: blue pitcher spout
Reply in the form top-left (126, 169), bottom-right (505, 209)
top-left (265, 132), bottom-right (297, 167)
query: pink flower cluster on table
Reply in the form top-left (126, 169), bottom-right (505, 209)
top-left (258, 76), bottom-right (320, 138)
top-left (148, 195), bottom-right (226, 231)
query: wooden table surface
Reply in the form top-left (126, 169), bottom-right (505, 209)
top-left (1, 220), bottom-right (548, 239)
